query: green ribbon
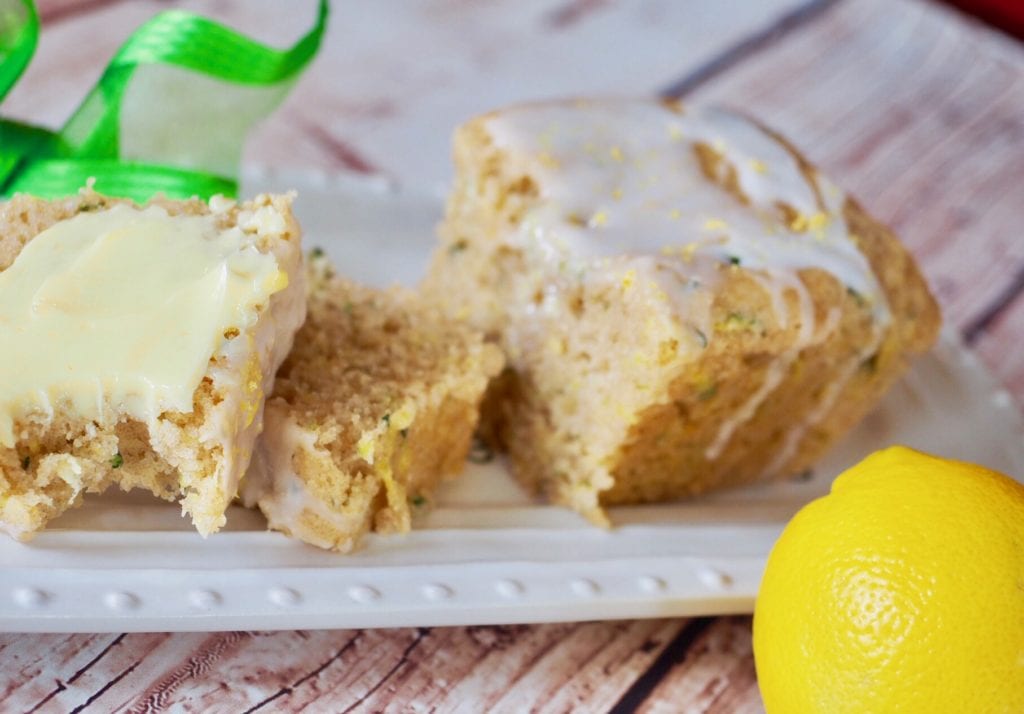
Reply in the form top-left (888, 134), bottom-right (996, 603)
top-left (0, 0), bottom-right (327, 202)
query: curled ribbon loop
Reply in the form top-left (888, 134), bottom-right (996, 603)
top-left (0, 0), bottom-right (36, 101)
top-left (0, 0), bottom-right (327, 201)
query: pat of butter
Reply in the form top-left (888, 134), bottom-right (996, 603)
top-left (0, 203), bottom-right (286, 448)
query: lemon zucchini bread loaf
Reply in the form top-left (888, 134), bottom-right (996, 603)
top-left (242, 256), bottom-right (503, 552)
top-left (423, 99), bottom-right (941, 523)
top-left (0, 189), bottom-right (305, 540)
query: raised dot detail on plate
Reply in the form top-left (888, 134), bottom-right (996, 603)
top-left (188, 589), bottom-right (222, 610)
top-left (104, 591), bottom-right (140, 611)
top-left (421, 583), bottom-right (453, 601)
top-left (696, 567), bottom-right (734, 590)
top-left (11, 587), bottom-right (49, 608)
top-left (348, 585), bottom-right (382, 604)
top-left (268, 587), bottom-right (302, 607)
top-left (638, 576), bottom-right (667, 593)
top-left (570, 578), bottom-right (600, 597)
top-left (495, 579), bottom-right (525, 598)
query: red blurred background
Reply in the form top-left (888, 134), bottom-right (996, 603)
top-left (944, 0), bottom-right (1024, 39)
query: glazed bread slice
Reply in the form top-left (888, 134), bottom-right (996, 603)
top-left (0, 190), bottom-right (305, 539)
top-left (423, 98), bottom-right (941, 523)
top-left (242, 257), bottom-right (503, 552)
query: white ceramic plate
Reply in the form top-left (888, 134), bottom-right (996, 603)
top-left (2, 170), bottom-right (1023, 633)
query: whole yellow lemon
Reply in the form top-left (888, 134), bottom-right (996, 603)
top-left (753, 445), bottom-right (1024, 713)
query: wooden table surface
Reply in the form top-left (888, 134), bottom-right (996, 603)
top-left (3, 0), bottom-right (1024, 711)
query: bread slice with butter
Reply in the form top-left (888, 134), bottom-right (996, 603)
top-left (0, 189), bottom-right (305, 540)
top-left (423, 98), bottom-right (941, 523)
top-left (241, 256), bottom-right (503, 552)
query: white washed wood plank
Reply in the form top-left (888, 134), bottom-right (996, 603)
top-left (636, 618), bottom-right (762, 714)
top-left (455, 620), bottom-right (685, 714)
top-left (0, 633), bottom-right (117, 708)
top-left (0, 622), bottom-right (685, 712)
top-left (254, 0), bottom-right (811, 186)
top-left (34, 0), bottom-right (120, 21)
top-left (86, 630), bottom-right (377, 713)
top-left (41, 633), bottom-right (186, 713)
top-left (688, 0), bottom-right (1024, 332)
top-left (973, 294), bottom-right (1024, 405)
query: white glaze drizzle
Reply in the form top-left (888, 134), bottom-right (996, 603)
top-left (764, 316), bottom-right (886, 476)
top-left (483, 100), bottom-right (891, 463)
top-left (485, 102), bottom-right (888, 315)
top-left (155, 196), bottom-right (305, 528)
top-left (706, 352), bottom-right (795, 460)
top-left (242, 404), bottom-right (363, 550)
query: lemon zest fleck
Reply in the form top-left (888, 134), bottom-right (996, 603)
top-left (621, 269), bottom-right (636, 290)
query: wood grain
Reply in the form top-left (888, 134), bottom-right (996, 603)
top-left (2, 633), bottom-right (122, 708)
top-left (973, 293), bottom-right (1024, 404)
top-left (35, 0), bottom-right (123, 23)
top-left (0, 621), bottom-right (686, 712)
top-left (634, 618), bottom-right (762, 714)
